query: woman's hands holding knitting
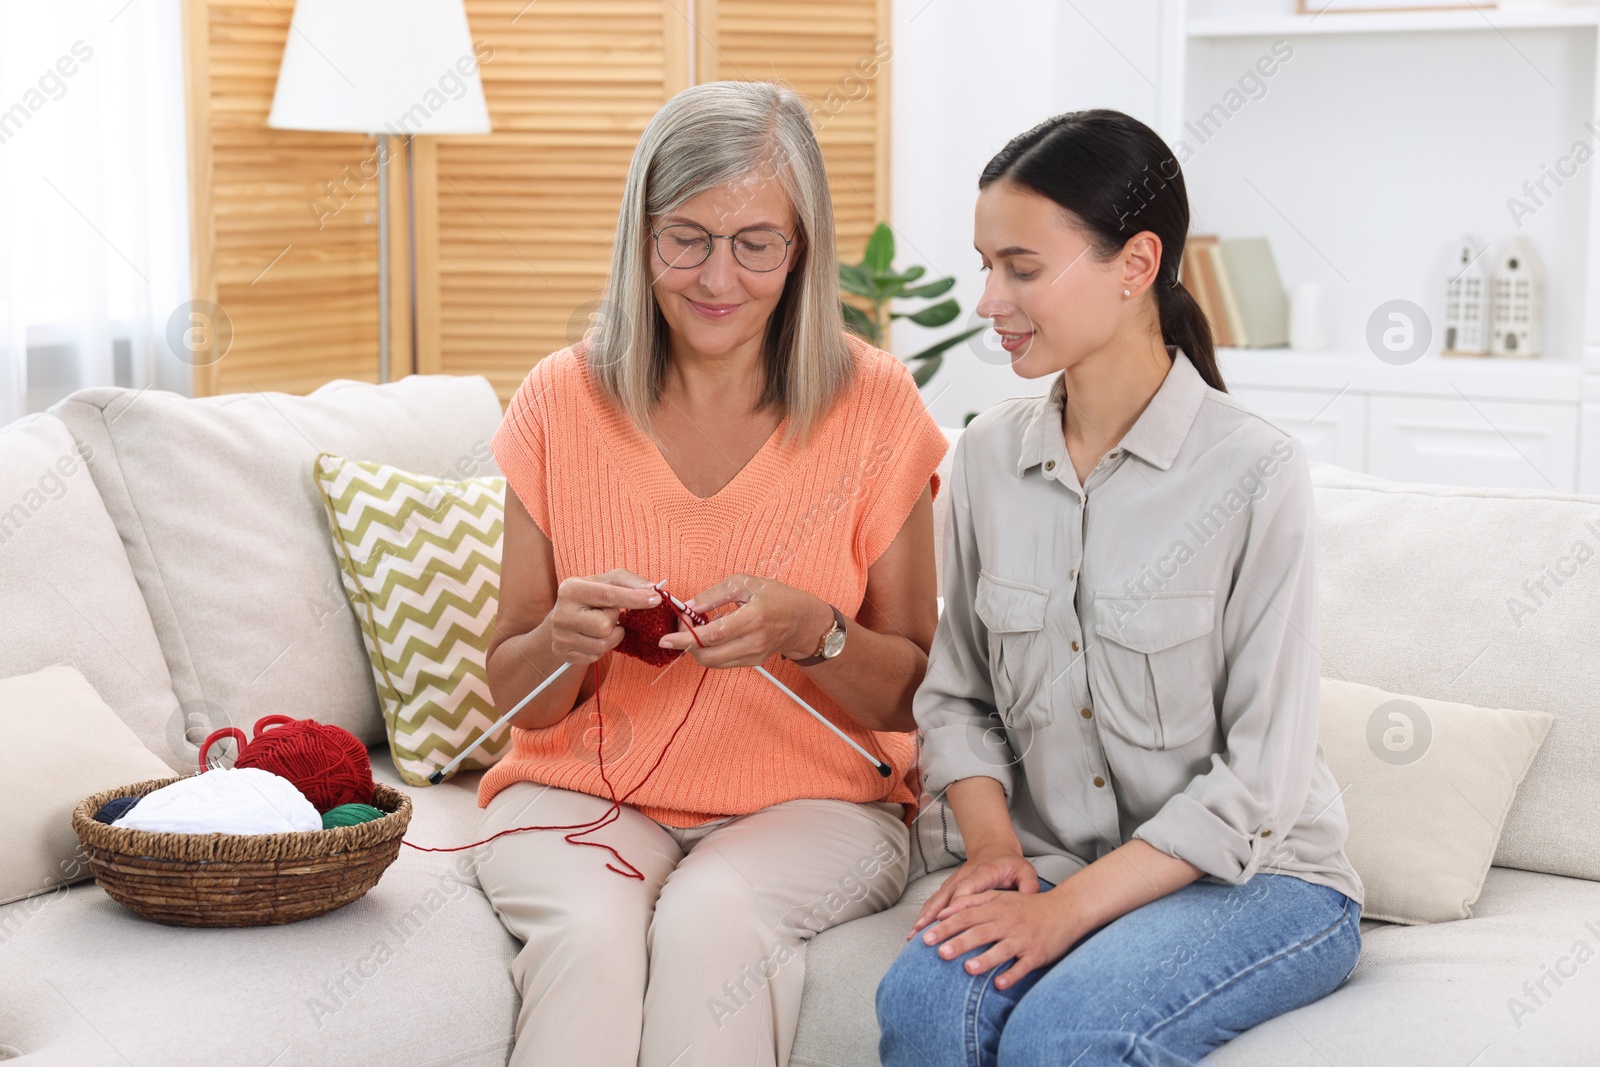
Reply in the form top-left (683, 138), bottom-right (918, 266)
top-left (549, 569), bottom-right (664, 665)
top-left (657, 575), bottom-right (832, 669)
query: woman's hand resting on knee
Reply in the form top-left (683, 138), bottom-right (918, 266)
top-left (911, 856), bottom-right (1085, 989)
top-left (905, 775), bottom-right (1087, 989)
top-left (911, 776), bottom-right (1042, 940)
top-left (910, 846), bottom-right (1041, 939)
top-left (905, 776), bottom-right (1206, 991)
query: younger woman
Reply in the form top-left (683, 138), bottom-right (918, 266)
top-left (876, 109), bottom-right (1364, 1066)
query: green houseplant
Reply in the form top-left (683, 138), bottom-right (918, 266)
top-left (840, 223), bottom-right (985, 387)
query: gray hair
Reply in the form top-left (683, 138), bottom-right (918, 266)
top-left (586, 80), bottom-right (853, 450)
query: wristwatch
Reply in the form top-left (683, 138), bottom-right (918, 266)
top-left (787, 604), bottom-right (848, 666)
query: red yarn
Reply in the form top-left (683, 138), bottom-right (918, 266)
top-left (614, 599), bottom-right (690, 668)
top-left (401, 586), bottom-right (711, 879)
top-left (199, 714), bottom-right (375, 813)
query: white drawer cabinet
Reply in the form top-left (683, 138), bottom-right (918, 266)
top-left (1217, 349), bottom-right (1592, 492)
top-left (1228, 387), bottom-right (1366, 471)
top-left (1367, 396), bottom-right (1579, 493)
top-left (1227, 388), bottom-right (1579, 492)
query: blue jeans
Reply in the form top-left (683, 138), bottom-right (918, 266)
top-left (876, 872), bottom-right (1361, 1067)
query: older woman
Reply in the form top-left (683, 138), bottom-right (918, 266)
top-left (473, 80), bottom-right (948, 1067)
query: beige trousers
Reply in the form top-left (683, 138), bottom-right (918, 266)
top-left (474, 781), bottom-right (910, 1067)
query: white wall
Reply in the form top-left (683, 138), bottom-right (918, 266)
top-left (890, 0), bottom-right (1163, 426)
top-left (1180, 27), bottom-right (1593, 364)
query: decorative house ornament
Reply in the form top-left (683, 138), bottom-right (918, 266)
top-left (1490, 235), bottom-right (1542, 359)
top-left (1441, 234), bottom-right (1490, 356)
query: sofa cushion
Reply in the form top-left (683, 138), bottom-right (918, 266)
top-left (1319, 678), bottom-right (1552, 924)
top-left (313, 453), bottom-right (511, 786)
top-left (789, 866), bottom-right (1600, 1066)
top-left (790, 869), bottom-right (947, 1066)
top-left (0, 413), bottom-right (183, 769)
top-left (1209, 867), bottom-right (1600, 1065)
top-left (49, 376), bottom-right (504, 752)
top-left (1310, 464), bottom-right (1600, 881)
top-left (2, 664), bottom-right (177, 905)
top-left (0, 748), bottom-right (518, 1067)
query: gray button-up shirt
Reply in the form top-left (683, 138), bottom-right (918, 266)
top-left (917, 348), bottom-right (1363, 904)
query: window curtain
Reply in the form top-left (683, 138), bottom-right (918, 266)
top-left (0, 0), bottom-right (190, 428)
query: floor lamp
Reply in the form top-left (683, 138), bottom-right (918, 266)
top-left (266, 0), bottom-right (490, 382)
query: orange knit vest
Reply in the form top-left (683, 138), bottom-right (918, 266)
top-left (477, 336), bottom-right (949, 827)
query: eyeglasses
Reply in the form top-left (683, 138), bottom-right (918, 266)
top-left (650, 223), bottom-right (795, 273)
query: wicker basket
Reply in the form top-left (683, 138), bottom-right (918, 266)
top-left (70, 773), bottom-right (412, 927)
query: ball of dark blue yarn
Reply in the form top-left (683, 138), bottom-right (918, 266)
top-left (94, 795), bottom-right (142, 825)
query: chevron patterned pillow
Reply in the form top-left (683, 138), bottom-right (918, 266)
top-left (313, 452), bottom-right (511, 786)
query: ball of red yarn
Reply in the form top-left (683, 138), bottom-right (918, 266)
top-left (213, 714), bottom-right (373, 813)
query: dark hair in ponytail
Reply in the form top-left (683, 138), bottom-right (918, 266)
top-left (979, 108), bottom-right (1226, 393)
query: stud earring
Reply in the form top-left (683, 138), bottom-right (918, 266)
top-left (1123, 289), bottom-right (1131, 298)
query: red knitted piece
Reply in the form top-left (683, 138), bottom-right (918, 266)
top-left (401, 584), bottom-right (709, 879)
top-left (615, 601), bottom-right (683, 667)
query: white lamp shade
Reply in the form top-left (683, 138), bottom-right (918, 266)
top-left (267, 0), bottom-right (490, 136)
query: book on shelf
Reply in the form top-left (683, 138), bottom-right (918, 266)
top-left (1181, 234), bottom-right (1290, 349)
top-left (1207, 242), bottom-right (1248, 346)
top-left (1181, 235), bottom-right (1231, 347)
top-left (1221, 237), bottom-right (1289, 348)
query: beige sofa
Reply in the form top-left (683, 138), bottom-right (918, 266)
top-left (3, 373), bottom-right (1597, 1066)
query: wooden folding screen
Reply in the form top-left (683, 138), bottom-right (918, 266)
top-left (697, 0), bottom-right (892, 283)
top-left (183, 0), bottom-right (890, 403)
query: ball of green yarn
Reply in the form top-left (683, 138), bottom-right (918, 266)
top-left (321, 803), bottom-right (386, 829)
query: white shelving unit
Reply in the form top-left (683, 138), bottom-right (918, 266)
top-left (1156, 0), bottom-right (1600, 494)
top-left (1189, 7), bottom-right (1600, 37)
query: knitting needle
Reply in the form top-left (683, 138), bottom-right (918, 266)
top-left (426, 581), bottom-right (684, 782)
top-left (753, 665), bottom-right (891, 778)
top-left (656, 588), bottom-right (892, 778)
top-left (431, 585), bottom-right (892, 783)
top-left (427, 661), bottom-right (571, 785)
top-left (426, 583), bottom-right (676, 783)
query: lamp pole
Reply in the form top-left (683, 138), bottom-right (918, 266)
top-left (265, 0), bottom-right (490, 388)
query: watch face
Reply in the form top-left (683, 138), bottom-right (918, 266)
top-left (822, 627), bottom-right (847, 658)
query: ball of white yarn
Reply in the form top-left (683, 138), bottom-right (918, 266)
top-left (114, 766), bottom-right (322, 835)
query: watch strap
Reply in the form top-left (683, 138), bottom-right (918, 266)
top-left (787, 604), bottom-right (846, 666)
